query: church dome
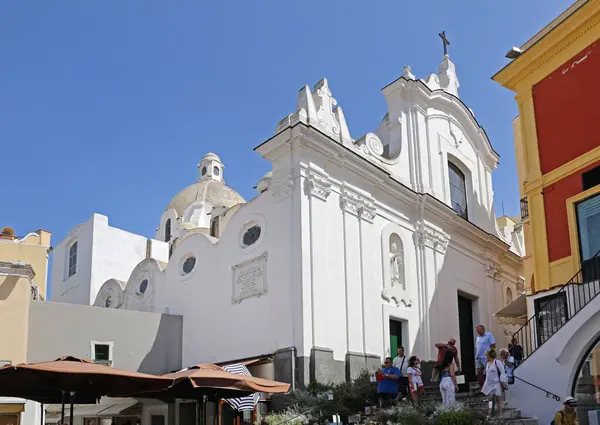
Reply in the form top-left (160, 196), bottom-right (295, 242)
top-left (167, 180), bottom-right (245, 216)
top-left (166, 153), bottom-right (245, 216)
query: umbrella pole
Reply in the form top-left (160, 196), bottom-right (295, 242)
top-left (202, 396), bottom-right (207, 425)
top-left (69, 391), bottom-right (75, 425)
top-left (60, 391), bottom-right (66, 425)
top-left (40, 403), bottom-right (44, 425)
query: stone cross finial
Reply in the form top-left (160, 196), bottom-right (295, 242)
top-left (439, 31), bottom-right (450, 56)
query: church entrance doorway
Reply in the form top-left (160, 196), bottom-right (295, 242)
top-left (457, 294), bottom-right (476, 384)
top-left (389, 319), bottom-right (404, 358)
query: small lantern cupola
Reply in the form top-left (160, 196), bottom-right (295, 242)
top-left (198, 153), bottom-right (224, 183)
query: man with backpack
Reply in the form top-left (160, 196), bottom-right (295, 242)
top-left (552, 396), bottom-right (578, 425)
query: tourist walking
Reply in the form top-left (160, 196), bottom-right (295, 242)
top-left (552, 396), bottom-right (578, 425)
top-left (482, 348), bottom-right (508, 419)
top-left (501, 349), bottom-right (515, 384)
top-left (406, 356), bottom-right (425, 404)
top-left (431, 338), bottom-right (461, 382)
top-left (377, 357), bottom-right (401, 406)
top-left (439, 350), bottom-right (459, 405)
top-left (509, 338), bottom-right (524, 366)
top-left (393, 347), bottom-right (410, 400)
top-left (475, 325), bottom-right (496, 389)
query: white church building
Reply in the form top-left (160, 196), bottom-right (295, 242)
top-left (52, 54), bottom-right (525, 386)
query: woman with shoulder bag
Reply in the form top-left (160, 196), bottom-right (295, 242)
top-left (482, 348), bottom-right (508, 419)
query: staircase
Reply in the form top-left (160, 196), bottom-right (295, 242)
top-left (422, 382), bottom-right (538, 424)
top-left (512, 251), bottom-right (600, 365)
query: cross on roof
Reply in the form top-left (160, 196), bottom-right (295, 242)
top-left (439, 31), bottom-right (450, 56)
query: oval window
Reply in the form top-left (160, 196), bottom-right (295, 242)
top-left (213, 166), bottom-right (220, 176)
top-left (242, 225), bottom-right (261, 247)
top-left (201, 166), bottom-right (207, 176)
top-left (182, 256), bottom-right (196, 275)
top-left (138, 279), bottom-right (148, 294)
top-left (105, 296), bottom-right (112, 308)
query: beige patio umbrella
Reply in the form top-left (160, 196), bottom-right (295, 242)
top-left (0, 356), bottom-right (174, 425)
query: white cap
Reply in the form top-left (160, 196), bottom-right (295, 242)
top-left (563, 396), bottom-right (577, 405)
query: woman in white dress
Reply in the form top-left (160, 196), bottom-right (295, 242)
top-left (481, 348), bottom-right (508, 418)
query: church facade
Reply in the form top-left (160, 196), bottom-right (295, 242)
top-left (52, 55), bottom-right (524, 386)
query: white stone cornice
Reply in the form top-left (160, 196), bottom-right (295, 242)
top-left (339, 182), bottom-right (377, 222)
top-left (413, 221), bottom-right (450, 253)
top-left (485, 262), bottom-right (500, 278)
top-left (359, 198), bottom-right (377, 223)
top-left (271, 176), bottom-right (295, 202)
top-left (339, 189), bottom-right (362, 216)
top-left (304, 165), bottom-right (331, 201)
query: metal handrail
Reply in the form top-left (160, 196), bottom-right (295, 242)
top-left (514, 376), bottom-right (561, 401)
top-left (512, 249), bottom-right (600, 367)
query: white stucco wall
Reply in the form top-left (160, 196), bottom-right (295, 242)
top-left (51, 215), bottom-right (95, 304)
top-left (51, 214), bottom-right (168, 305)
top-left (76, 64), bottom-right (524, 379)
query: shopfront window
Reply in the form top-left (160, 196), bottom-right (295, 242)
top-left (577, 193), bottom-right (600, 262)
top-left (573, 336), bottom-right (600, 425)
top-left (534, 292), bottom-right (568, 346)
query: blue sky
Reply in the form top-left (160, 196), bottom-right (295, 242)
top-left (1, 1), bottom-right (572, 246)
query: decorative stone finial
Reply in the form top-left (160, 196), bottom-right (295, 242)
top-left (438, 55), bottom-right (460, 97)
top-left (287, 78), bottom-right (352, 145)
top-left (402, 66), bottom-right (415, 80)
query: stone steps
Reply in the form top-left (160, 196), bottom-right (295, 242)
top-left (418, 383), bottom-right (538, 425)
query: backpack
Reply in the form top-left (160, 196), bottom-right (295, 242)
top-left (550, 411), bottom-right (563, 425)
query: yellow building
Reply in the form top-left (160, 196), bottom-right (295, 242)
top-left (493, 0), bottom-right (600, 295)
top-left (0, 227), bottom-right (51, 425)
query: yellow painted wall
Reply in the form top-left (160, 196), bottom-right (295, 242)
top-left (494, 0), bottom-right (600, 293)
top-left (0, 230), bottom-right (51, 298)
top-left (0, 274), bottom-right (32, 365)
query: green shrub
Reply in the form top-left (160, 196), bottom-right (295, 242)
top-left (430, 404), bottom-right (484, 425)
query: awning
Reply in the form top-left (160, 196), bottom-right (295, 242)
top-left (494, 294), bottom-right (528, 325)
top-left (0, 403), bottom-right (25, 414)
top-left (45, 399), bottom-right (139, 419)
top-left (217, 356), bottom-right (271, 368)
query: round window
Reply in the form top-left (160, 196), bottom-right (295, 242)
top-left (213, 166), bottom-right (220, 176)
top-left (105, 296), bottom-right (112, 308)
top-left (242, 225), bottom-right (261, 247)
top-left (138, 279), bottom-right (148, 294)
top-left (182, 256), bottom-right (196, 275)
top-left (201, 166), bottom-right (207, 176)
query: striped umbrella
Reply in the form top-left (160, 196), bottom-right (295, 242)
top-left (222, 364), bottom-right (261, 411)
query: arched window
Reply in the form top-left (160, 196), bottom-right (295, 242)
top-left (389, 234), bottom-right (405, 291)
top-left (165, 219), bottom-right (171, 242)
top-left (506, 287), bottom-right (514, 305)
top-left (68, 241), bottom-right (78, 278)
top-left (448, 162), bottom-right (468, 220)
top-left (573, 335), bottom-right (600, 420)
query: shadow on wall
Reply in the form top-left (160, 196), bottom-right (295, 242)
top-left (0, 276), bottom-right (19, 301)
top-left (138, 313), bottom-right (184, 375)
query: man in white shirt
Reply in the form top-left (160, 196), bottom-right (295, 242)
top-left (393, 346), bottom-right (410, 399)
top-left (475, 325), bottom-right (496, 389)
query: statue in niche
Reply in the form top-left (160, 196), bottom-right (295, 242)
top-left (390, 242), bottom-right (405, 290)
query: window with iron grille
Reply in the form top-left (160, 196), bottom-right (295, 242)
top-left (520, 197), bottom-right (529, 220)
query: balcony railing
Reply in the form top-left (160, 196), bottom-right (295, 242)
top-left (512, 250), bottom-right (600, 367)
top-left (520, 197), bottom-right (529, 220)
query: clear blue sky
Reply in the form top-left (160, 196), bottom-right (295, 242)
top-left (1, 1), bottom-right (572, 245)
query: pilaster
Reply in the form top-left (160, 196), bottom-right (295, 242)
top-left (413, 220), bottom-right (450, 360)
